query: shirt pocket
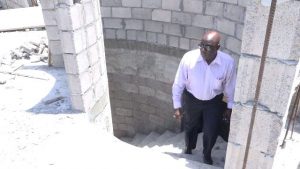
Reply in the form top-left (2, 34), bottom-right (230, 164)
top-left (213, 76), bottom-right (224, 90)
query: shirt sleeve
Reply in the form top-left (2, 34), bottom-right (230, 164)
top-left (224, 60), bottom-right (237, 109)
top-left (172, 56), bottom-right (187, 109)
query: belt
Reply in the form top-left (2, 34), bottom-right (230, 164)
top-left (185, 90), bottom-right (223, 104)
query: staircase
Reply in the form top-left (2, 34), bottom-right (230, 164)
top-left (121, 131), bottom-right (228, 168)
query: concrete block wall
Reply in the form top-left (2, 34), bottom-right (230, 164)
top-left (0, 0), bottom-right (30, 9)
top-left (225, 1), bottom-right (300, 169)
top-left (40, 0), bottom-right (113, 133)
top-left (39, 0), bottom-right (64, 67)
top-left (100, 0), bottom-right (250, 62)
top-left (101, 0), bottom-right (250, 137)
top-left (105, 40), bottom-right (185, 136)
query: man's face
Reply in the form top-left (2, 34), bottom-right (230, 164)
top-left (199, 40), bottom-right (219, 63)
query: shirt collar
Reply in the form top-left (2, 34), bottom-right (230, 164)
top-left (197, 51), bottom-right (221, 65)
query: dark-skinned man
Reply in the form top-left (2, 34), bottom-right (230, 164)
top-left (172, 31), bottom-right (236, 165)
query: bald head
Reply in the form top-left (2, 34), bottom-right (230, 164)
top-left (199, 31), bottom-right (221, 64)
top-left (202, 31), bottom-right (221, 45)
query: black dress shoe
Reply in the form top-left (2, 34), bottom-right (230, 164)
top-left (203, 156), bottom-right (213, 165)
top-left (184, 148), bottom-right (192, 154)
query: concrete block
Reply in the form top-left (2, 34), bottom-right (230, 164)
top-left (83, 87), bottom-right (96, 112)
top-left (92, 0), bottom-right (101, 20)
top-left (132, 8), bottom-right (152, 19)
top-left (136, 31), bottom-right (147, 42)
top-left (225, 142), bottom-right (274, 169)
top-left (157, 34), bottom-right (167, 45)
top-left (122, 0), bottom-right (141, 7)
top-left (94, 80), bottom-right (105, 101)
top-left (184, 26), bottom-right (204, 39)
top-left (116, 29), bottom-right (126, 39)
top-left (235, 56), bottom-right (296, 115)
top-left (57, 4), bottom-right (85, 31)
top-left (87, 43), bottom-right (100, 66)
top-left (144, 21), bottom-right (163, 33)
top-left (120, 82), bottom-right (138, 93)
top-left (192, 15), bottom-right (213, 29)
top-left (163, 23), bottom-right (182, 36)
top-left (42, 9), bottom-right (57, 26)
top-left (127, 30), bottom-right (137, 40)
top-left (225, 36), bottom-right (241, 54)
top-left (39, 0), bottom-right (55, 10)
top-left (224, 4), bottom-right (245, 23)
top-left (142, 0), bottom-right (161, 8)
top-left (238, 0), bottom-right (250, 7)
top-left (169, 36), bottom-right (179, 48)
top-left (219, 0), bottom-right (237, 4)
top-left (95, 20), bottom-right (104, 40)
top-left (104, 29), bottom-right (116, 39)
top-left (45, 26), bottom-right (60, 41)
top-left (100, 0), bottom-right (122, 7)
top-left (242, 1), bottom-right (300, 60)
top-left (172, 12), bottom-right (192, 25)
top-left (49, 40), bottom-right (62, 55)
top-left (152, 9), bottom-right (171, 22)
top-left (63, 51), bottom-right (89, 74)
top-left (224, 142), bottom-right (245, 169)
top-left (147, 32), bottom-right (157, 43)
top-left (61, 29), bottom-right (87, 54)
top-left (86, 25), bottom-right (97, 46)
top-left (70, 94), bottom-right (85, 111)
top-left (216, 18), bottom-right (235, 36)
top-left (235, 23), bottom-right (243, 40)
top-left (139, 85), bottom-right (155, 97)
top-left (90, 61), bottom-right (102, 84)
top-left (230, 104), bottom-right (282, 155)
top-left (180, 38), bottom-right (189, 50)
top-left (57, 0), bottom-right (73, 6)
top-left (190, 39), bottom-right (199, 49)
top-left (205, 1), bottom-right (223, 17)
top-left (115, 107), bottom-right (133, 116)
top-left (183, 0), bottom-right (203, 14)
top-left (100, 7), bottom-right (111, 17)
top-left (112, 7), bottom-right (131, 18)
top-left (155, 90), bottom-right (171, 103)
top-left (83, 1), bottom-right (95, 25)
top-left (162, 0), bottom-right (181, 11)
top-left (103, 18), bottom-right (123, 29)
top-left (125, 19), bottom-right (143, 30)
top-left (67, 71), bottom-right (92, 95)
top-left (50, 54), bottom-right (65, 68)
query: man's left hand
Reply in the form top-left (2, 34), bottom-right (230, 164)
top-left (223, 108), bottom-right (232, 122)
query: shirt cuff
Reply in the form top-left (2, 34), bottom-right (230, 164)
top-left (173, 101), bottom-right (182, 109)
top-left (227, 102), bottom-right (233, 109)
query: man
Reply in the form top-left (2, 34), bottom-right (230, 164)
top-left (172, 31), bottom-right (236, 165)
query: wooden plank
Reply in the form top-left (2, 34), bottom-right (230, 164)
top-left (0, 6), bottom-right (45, 32)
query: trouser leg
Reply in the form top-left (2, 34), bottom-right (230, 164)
top-left (202, 102), bottom-right (222, 158)
top-left (184, 93), bottom-right (202, 150)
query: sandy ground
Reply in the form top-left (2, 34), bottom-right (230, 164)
top-left (0, 30), bottom-right (299, 169)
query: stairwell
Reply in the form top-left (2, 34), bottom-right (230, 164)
top-left (121, 130), bottom-right (228, 169)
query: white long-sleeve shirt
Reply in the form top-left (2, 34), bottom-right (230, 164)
top-left (172, 49), bottom-right (236, 109)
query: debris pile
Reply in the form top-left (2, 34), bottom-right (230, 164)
top-left (10, 40), bottom-right (48, 62)
top-left (0, 38), bottom-right (49, 84)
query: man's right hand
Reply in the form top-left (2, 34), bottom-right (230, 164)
top-left (173, 108), bottom-right (183, 121)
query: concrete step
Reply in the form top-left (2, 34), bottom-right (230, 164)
top-left (139, 131), bottom-right (160, 147)
top-left (147, 130), bottom-right (176, 147)
top-left (119, 136), bottom-right (133, 144)
top-left (130, 133), bottom-right (147, 146)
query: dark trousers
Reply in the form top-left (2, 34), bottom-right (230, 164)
top-left (184, 91), bottom-right (223, 158)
